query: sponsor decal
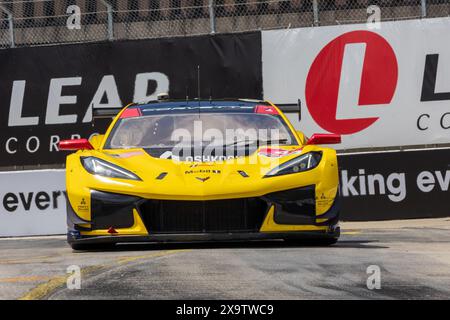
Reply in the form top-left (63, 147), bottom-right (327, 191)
top-left (184, 155), bottom-right (240, 162)
top-left (315, 192), bottom-right (334, 207)
top-left (189, 163), bottom-right (214, 168)
top-left (159, 151), bottom-right (245, 162)
top-left (185, 169), bottom-right (221, 174)
top-left (77, 197), bottom-right (89, 212)
top-left (305, 30), bottom-right (398, 135)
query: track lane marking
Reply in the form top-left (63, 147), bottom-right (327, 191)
top-left (19, 265), bottom-right (103, 300)
top-left (0, 276), bottom-right (51, 283)
top-left (116, 249), bottom-right (191, 265)
top-left (341, 230), bottom-right (362, 235)
top-left (18, 249), bottom-right (191, 300)
top-left (0, 256), bottom-right (55, 265)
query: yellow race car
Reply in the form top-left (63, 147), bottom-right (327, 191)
top-left (60, 98), bottom-right (341, 250)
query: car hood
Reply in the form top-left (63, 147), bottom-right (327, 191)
top-left (84, 145), bottom-right (319, 200)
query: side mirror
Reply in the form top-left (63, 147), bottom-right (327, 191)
top-left (58, 138), bottom-right (94, 151)
top-left (307, 133), bottom-right (341, 145)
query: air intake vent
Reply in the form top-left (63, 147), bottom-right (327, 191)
top-left (139, 198), bottom-right (268, 234)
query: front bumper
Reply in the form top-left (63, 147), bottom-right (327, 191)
top-left (67, 185), bottom-right (340, 244)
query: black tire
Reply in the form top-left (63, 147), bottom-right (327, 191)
top-left (69, 242), bottom-right (116, 251)
top-left (284, 237), bottom-right (338, 246)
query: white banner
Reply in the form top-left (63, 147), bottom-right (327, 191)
top-left (263, 17), bottom-right (450, 149)
top-left (0, 169), bottom-right (66, 237)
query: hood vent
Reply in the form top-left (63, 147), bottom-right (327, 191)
top-left (156, 172), bottom-right (168, 180)
top-left (238, 170), bottom-right (249, 178)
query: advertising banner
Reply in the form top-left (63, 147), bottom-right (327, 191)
top-left (262, 17), bottom-right (450, 149)
top-left (0, 32), bottom-right (262, 167)
top-left (0, 169), bottom-right (66, 236)
top-left (339, 148), bottom-right (450, 221)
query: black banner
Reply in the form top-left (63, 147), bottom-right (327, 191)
top-left (339, 148), bottom-right (450, 221)
top-left (0, 32), bottom-right (262, 166)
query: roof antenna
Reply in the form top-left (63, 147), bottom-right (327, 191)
top-left (185, 84), bottom-right (189, 102)
top-left (197, 65), bottom-right (201, 101)
top-left (209, 87), bottom-right (212, 102)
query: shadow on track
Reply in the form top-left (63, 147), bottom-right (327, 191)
top-left (73, 239), bottom-right (388, 253)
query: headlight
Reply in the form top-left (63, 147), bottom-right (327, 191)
top-left (264, 152), bottom-right (322, 178)
top-left (81, 157), bottom-right (141, 181)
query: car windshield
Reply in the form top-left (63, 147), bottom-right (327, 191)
top-left (105, 113), bottom-right (296, 149)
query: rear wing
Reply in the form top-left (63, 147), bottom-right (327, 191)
top-left (274, 99), bottom-right (302, 121)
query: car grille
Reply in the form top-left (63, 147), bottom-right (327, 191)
top-left (139, 198), bottom-right (268, 234)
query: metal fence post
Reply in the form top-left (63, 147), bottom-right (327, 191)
top-left (421, 0), bottom-right (427, 18)
top-left (0, 4), bottom-right (15, 48)
top-left (100, 0), bottom-right (114, 40)
top-left (313, 0), bottom-right (319, 26)
top-left (209, 0), bottom-right (216, 34)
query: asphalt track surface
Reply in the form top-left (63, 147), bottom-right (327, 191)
top-left (0, 218), bottom-right (449, 300)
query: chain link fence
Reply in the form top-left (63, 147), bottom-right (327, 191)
top-left (0, 0), bottom-right (449, 48)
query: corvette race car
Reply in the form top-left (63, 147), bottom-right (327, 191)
top-left (60, 98), bottom-right (341, 250)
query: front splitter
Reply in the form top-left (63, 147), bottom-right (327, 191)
top-left (68, 228), bottom-right (340, 245)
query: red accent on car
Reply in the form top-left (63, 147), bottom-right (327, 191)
top-left (120, 108), bottom-right (142, 119)
top-left (307, 133), bottom-right (341, 145)
top-left (254, 105), bottom-right (279, 115)
top-left (58, 139), bottom-right (94, 151)
top-left (107, 227), bottom-right (118, 234)
top-left (258, 147), bottom-right (302, 158)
